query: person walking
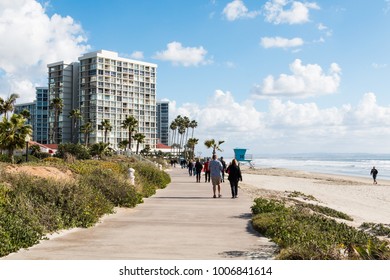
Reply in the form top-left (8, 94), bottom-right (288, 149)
top-left (203, 158), bottom-right (210, 182)
top-left (209, 154), bottom-right (223, 198)
top-left (220, 156), bottom-right (227, 182)
top-left (188, 160), bottom-right (194, 176)
top-left (370, 166), bottom-right (378, 184)
top-left (227, 159), bottom-right (242, 198)
top-left (195, 159), bottom-right (203, 183)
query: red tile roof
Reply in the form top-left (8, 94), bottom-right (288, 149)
top-left (156, 143), bottom-right (171, 149)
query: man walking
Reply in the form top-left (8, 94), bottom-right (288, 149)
top-left (370, 166), bottom-right (378, 184)
top-left (209, 154), bottom-right (223, 198)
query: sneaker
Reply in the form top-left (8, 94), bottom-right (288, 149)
top-left (218, 194), bottom-right (222, 198)
top-left (213, 195), bottom-right (216, 198)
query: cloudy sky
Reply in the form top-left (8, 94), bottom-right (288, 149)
top-left (1, 0), bottom-right (390, 156)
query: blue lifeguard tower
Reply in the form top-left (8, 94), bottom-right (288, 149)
top-left (234, 148), bottom-right (254, 168)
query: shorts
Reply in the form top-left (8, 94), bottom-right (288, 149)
top-left (211, 176), bottom-right (221, 186)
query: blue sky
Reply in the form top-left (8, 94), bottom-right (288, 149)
top-left (1, 0), bottom-right (390, 156)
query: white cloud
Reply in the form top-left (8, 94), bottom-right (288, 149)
top-left (0, 0), bottom-right (90, 103)
top-left (384, 0), bottom-right (390, 14)
top-left (260, 36), bottom-right (304, 49)
top-left (222, 0), bottom-right (261, 21)
top-left (153, 41), bottom-right (212, 67)
top-left (264, 0), bottom-right (320, 25)
top-left (254, 59), bottom-right (341, 98)
top-left (317, 22), bottom-right (333, 36)
top-left (169, 91), bottom-right (390, 154)
top-left (130, 51), bottom-right (144, 60)
top-left (372, 62), bottom-right (388, 69)
top-left (354, 92), bottom-right (390, 126)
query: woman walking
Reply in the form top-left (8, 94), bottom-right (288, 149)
top-left (227, 159), bottom-right (242, 198)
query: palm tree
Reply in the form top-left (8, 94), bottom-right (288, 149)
top-left (0, 93), bottom-right (19, 119)
top-left (178, 125), bottom-right (186, 157)
top-left (118, 140), bottom-right (129, 152)
top-left (100, 119), bottom-right (112, 144)
top-left (121, 116), bottom-right (138, 152)
top-left (169, 121), bottom-right (177, 153)
top-left (50, 97), bottom-right (63, 144)
top-left (204, 139), bottom-right (225, 156)
top-left (182, 116), bottom-right (190, 158)
top-left (89, 142), bottom-right (110, 159)
top-left (0, 114), bottom-right (32, 163)
top-left (80, 122), bottom-right (94, 146)
top-left (187, 138), bottom-right (199, 159)
top-left (19, 109), bottom-right (31, 120)
top-left (68, 109), bottom-right (82, 143)
top-left (189, 120), bottom-right (198, 138)
top-left (133, 133), bottom-right (146, 155)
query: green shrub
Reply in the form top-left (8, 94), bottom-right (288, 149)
top-left (300, 203), bottom-right (353, 221)
top-left (80, 167), bottom-right (141, 207)
top-left (251, 197), bottom-right (390, 260)
top-left (55, 143), bottom-right (91, 160)
top-left (0, 172), bottom-right (114, 257)
top-left (251, 198), bottom-right (286, 215)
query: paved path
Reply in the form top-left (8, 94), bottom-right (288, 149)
top-left (3, 168), bottom-right (276, 260)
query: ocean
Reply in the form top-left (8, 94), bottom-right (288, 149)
top-left (248, 153), bottom-right (390, 181)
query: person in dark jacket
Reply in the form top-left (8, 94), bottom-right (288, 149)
top-left (370, 166), bottom-right (378, 184)
top-left (227, 159), bottom-right (242, 198)
top-left (195, 159), bottom-right (203, 183)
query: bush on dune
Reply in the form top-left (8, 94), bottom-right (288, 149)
top-left (0, 158), bottom-right (171, 258)
top-left (251, 197), bottom-right (390, 260)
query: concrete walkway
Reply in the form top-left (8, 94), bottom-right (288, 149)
top-left (3, 167), bottom-right (276, 260)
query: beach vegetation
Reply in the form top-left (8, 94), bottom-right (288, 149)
top-left (287, 191), bottom-right (318, 202)
top-left (360, 223), bottom-right (390, 237)
top-left (0, 157), bottom-right (170, 258)
top-left (251, 197), bottom-right (390, 260)
top-left (297, 203), bottom-right (353, 221)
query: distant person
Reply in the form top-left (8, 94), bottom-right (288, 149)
top-left (204, 158), bottom-right (210, 182)
top-left (195, 159), bottom-right (203, 183)
top-left (370, 166), bottom-right (378, 184)
top-left (209, 154), bottom-right (223, 198)
top-left (188, 160), bottom-right (194, 176)
top-left (220, 156), bottom-right (227, 182)
top-left (227, 159), bottom-right (242, 198)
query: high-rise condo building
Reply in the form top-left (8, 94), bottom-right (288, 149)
top-left (156, 101), bottom-right (169, 145)
top-left (47, 61), bottom-right (79, 144)
top-left (78, 50), bottom-right (157, 150)
top-left (34, 87), bottom-right (49, 144)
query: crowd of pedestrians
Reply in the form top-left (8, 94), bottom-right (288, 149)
top-left (171, 154), bottom-right (243, 199)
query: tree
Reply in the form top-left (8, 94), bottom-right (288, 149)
top-left (133, 133), bottom-right (146, 154)
top-left (50, 97), bottom-right (63, 144)
top-left (68, 109), bottom-right (82, 143)
top-left (118, 140), bottom-right (129, 151)
top-left (89, 142), bottom-right (111, 159)
top-left (80, 122), bottom-right (94, 146)
top-left (140, 144), bottom-right (151, 157)
top-left (204, 139), bottom-right (225, 156)
top-left (100, 119), bottom-right (112, 144)
top-left (19, 109), bottom-right (31, 120)
top-left (187, 138), bottom-right (199, 159)
top-left (189, 120), bottom-right (198, 138)
top-left (121, 116), bottom-right (138, 152)
top-left (0, 93), bottom-right (19, 119)
top-left (169, 121), bottom-right (177, 154)
top-left (0, 114), bottom-right (32, 163)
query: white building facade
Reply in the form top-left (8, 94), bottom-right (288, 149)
top-left (78, 50), bottom-right (158, 150)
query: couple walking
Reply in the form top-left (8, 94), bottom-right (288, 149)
top-left (209, 154), bottom-right (242, 199)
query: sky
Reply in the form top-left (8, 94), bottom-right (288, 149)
top-left (1, 0), bottom-right (390, 156)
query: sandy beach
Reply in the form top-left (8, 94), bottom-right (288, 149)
top-left (239, 167), bottom-right (390, 227)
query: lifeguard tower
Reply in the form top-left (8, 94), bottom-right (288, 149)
top-left (233, 148), bottom-right (254, 168)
